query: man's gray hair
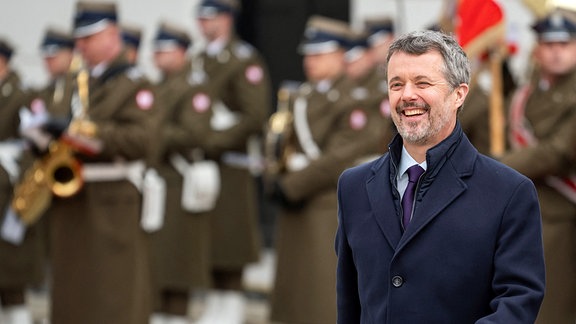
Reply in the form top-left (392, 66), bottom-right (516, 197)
top-left (386, 30), bottom-right (471, 89)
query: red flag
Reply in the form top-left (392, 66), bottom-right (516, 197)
top-left (455, 0), bottom-right (505, 58)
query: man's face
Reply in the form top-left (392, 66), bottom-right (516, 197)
top-left (44, 50), bottom-right (74, 77)
top-left (387, 50), bottom-right (468, 147)
top-left (75, 25), bottom-right (119, 67)
top-left (370, 35), bottom-right (393, 64)
top-left (154, 48), bottom-right (186, 73)
top-left (303, 50), bottom-right (345, 82)
top-left (346, 51), bottom-right (374, 81)
top-left (534, 39), bottom-right (576, 76)
top-left (197, 14), bottom-right (228, 41)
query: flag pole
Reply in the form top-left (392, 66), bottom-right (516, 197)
top-left (488, 47), bottom-right (506, 157)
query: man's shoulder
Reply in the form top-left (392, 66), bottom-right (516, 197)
top-left (227, 39), bottom-right (266, 66)
top-left (474, 153), bottom-right (532, 187)
top-left (341, 155), bottom-right (388, 184)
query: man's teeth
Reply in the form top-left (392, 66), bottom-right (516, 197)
top-left (404, 109), bottom-right (426, 116)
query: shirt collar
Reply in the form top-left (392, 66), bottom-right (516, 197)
top-left (399, 145), bottom-right (427, 178)
top-left (91, 62), bottom-right (108, 78)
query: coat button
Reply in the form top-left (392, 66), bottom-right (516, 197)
top-left (392, 275), bottom-right (404, 287)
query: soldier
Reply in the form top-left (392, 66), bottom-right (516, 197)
top-left (265, 16), bottom-right (381, 324)
top-left (0, 37), bottom-right (42, 324)
top-left (121, 24), bottom-right (142, 66)
top-left (343, 27), bottom-right (394, 157)
top-left (194, 0), bottom-right (272, 322)
top-left (363, 16), bottom-right (395, 74)
top-left (44, 2), bottom-right (158, 323)
top-left (10, 28), bottom-right (76, 324)
top-left (25, 28), bottom-right (76, 129)
top-left (148, 22), bottom-right (214, 324)
top-left (499, 7), bottom-right (576, 324)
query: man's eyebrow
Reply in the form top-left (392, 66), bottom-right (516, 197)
top-left (388, 75), bottom-right (433, 83)
top-left (414, 75), bottom-right (433, 81)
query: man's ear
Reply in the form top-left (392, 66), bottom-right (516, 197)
top-left (455, 83), bottom-right (469, 107)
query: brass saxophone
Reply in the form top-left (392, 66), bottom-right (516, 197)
top-left (12, 55), bottom-right (92, 225)
top-left (264, 85), bottom-right (295, 176)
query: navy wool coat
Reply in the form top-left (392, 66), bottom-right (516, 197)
top-left (335, 123), bottom-right (545, 324)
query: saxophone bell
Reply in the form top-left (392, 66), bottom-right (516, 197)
top-left (11, 53), bottom-right (91, 225)
top-left (44, 141), bottom-right (83, 198)
top-left (11, 141), bottom-right (84, 225)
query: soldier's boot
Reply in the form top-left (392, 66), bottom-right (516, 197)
top-left (2, 305), bottom-right (33, 324)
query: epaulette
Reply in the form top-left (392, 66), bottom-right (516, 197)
top-left (233, 42), bottom-right (254, 60)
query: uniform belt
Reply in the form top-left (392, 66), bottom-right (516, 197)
top-left (82, 160), bottom-right (145, 190)
top-left (221, 151), bottom-right (264, 172)
top-left (222, 151), bottom-right (251, 169)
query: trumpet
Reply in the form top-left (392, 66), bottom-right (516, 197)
top-left (12, 54), bottom-right (93, 225)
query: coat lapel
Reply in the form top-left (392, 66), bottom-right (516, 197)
top-left (366, 158), bottom-right (403, 249)
top-left (397, 156), bottom-right (468, 251)
top-left (365, 127), bottom-right (477, 252)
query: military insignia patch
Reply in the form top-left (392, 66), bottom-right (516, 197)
top-left (192, 93), bottom-right (211, 113)
top-left (136, 90), bottom-right (154, 110)
top-left (350, 109), bottom-right (367, 130)
top-left (380, 99), bottom-right (391, 117)
top-left (245, 65), bottom-right (263, 84)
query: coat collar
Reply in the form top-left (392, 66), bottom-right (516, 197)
top-left (366, 122), bottom-right (478, 250)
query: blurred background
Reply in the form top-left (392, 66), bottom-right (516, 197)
top-left (0, 0), bottom-right (542, 92)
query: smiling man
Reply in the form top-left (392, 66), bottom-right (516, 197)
top-left (335, 30), bottom-right (546, 323)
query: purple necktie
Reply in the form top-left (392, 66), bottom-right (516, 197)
top-left (402, 165), bottom-right (425, 229)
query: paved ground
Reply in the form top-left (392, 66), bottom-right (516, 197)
top-left (26, 289), bottom-right (271, 324)
top-left (23, 248), bottom-right (276, 324)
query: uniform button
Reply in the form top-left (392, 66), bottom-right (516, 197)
top-left (392, 275), bottom-right (404, 287)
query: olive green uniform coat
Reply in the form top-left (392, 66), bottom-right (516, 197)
top-left (269, 76), bottom-right (382, 324)
top-left (348, 68), bottom-right (395, 157)
top-left (500, 68), bottom-right (576, 324)
top-left (148, 62), bottom-right (213, 294)
top-left (199, 36), bottom-right (271, 269)
top-left (459, 85), bottom-right (492, 155)
top-left (0, 71), bottom-right (46, 291)
top-left (48, 55), bottom-right (157, 324)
